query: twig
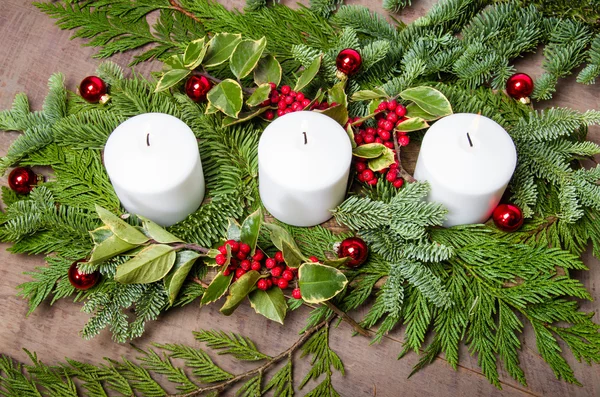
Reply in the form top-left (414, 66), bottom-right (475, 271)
top-left (168, 242), bottom-right (210, 254)
top-left (168, 319), bottom-right (330, 397)
top-left (393, 131), bottom-right (416, 183)
top-left (169, 0), bottom-right (201, 23)
top-left (323, 300), bottom-right (370, 337)
top-left (190, 277), bottom-right (209, 289)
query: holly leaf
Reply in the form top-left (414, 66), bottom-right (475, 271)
top-left (368, 147), bottom-right (395, 171)
top-left (139, 215), bottom-right (182, 243)
top-left (220, 271), bottom-right (262, 315)
top-left (395, 117), bottom-right (429, 132)
top-left (204, 33), bottom-right (243, 67)
top-left (164, 250), bottom-right (201, 305)
top-left (246, 84), bottom-right (272, 107)
top-left (399, 86), bottom-right (452, 117)
top-left (405, 103), bottom-right (439, 121)
top-left (155, 69), bottom-right (191, 93)
top-left (316, 103), bottom-right (348, 126)
top-left (264, 223), bottom-right (302, 253)
top-left (346, 124), bottom-right (357, 149)
top-left (351, 110), bottom-right (384, 127)
top-left (351, 88), bottom-right (388, 101)
top-left (240, 208), bottom-right (263, 255)
top-left (207, 79), bottom-right (243, 118)
top-left (183, 37), bottom-right (208, 69)
top-left (369, 99), bottom-right (384, 113)
top-left (95, 205), bottom-right (148, 245)
top-left (230, 37), bottom-right (267, 80)
top-left (115, 244), bottom-right (176, 284)
top-left (352, 143), bottom-right (388, 159)
top-left (302, 88), bottom-right (323, 110)
top-left (282, 240), bottom-right (304, 268)
top-left (227, 218), bottom-right (242, 241)
top-left (88, 231), bottom-right (138, 265)
top-left (205, 102), bottom-right (220, 115)
top-left (164, 54), bottom-right (185, 69)
top-left (322, 257), bottom-right (351, 268)
top-left (254, 55), bottom-right (282, 86)
top-left (222, 107), bottom-right (270, 127)
top-left (294, 55), bottom-right (322, 92)
top-left (298, 262), bottom-right (348, 304)
top-left (201, 272), bottom-right (234, 305)
top-left (328, 81), bottom-right (347, 108)
top-left (248, 288), bottom-right (287, 324)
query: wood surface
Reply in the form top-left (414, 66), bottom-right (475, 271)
top-left (1, 0), bottom-right (599, 396)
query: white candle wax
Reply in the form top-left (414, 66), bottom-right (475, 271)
top-left (258, 111), bottom-right (352, 227)
top-left (413, 113), bottom-right (517, 227)
top-left (104, 113), bottom-right (205, 226)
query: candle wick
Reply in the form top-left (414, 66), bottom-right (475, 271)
top-left (466, 132), bottom-right (473, 147)
top-left (146, 133), bottom-right (150, 147)
top-left (303, 131), bottom-right (307, 145)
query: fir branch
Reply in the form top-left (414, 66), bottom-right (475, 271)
top-left (193, 330), bottom-right (271, 361)
top-left (383, 0), bottom-right (411, 14)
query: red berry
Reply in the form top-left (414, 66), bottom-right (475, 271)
top-left (240, 260), bottom-right (251, 271)
top-left (271, 276), bottom-right (279, 285)
top-left (384, 141), bottom-right (395, 149)
top-left (386, 170), bottom-right (397, 182)
top-left (367, 177), bottom-right (378, 185)
top-left (296, 92), bottom-right (305, 101)
top-left (278, 100), bottom-right (287, 110)
top-left (375, 137), bottom-right (383, 144)
top-left (309, 255), bottom-right (319, 262)
top-left (361, 169), bottom-right (374, 181)
top-left (269, 82), bottom-right (277, 90)
top-left (235, 268), bottom-right (246, 278)
top-left (301, 99), bottom-right (311, 108)
top-left (261, 99), bottom-right (271, 107)
top-left (393, 178), bottom-right (404, 188)
top-left (378, 101), bottom-right (388, 111)
top-left (357, 172), bottom-right (367, 182)
top-left (386, 112), bottom-right (398, 123)
top-left (387, 100), bottom-right (398, 111)
top-left (225, 240), bottom-right (239, 252)
top-left (281, 85), bottom-right (291, 95)
top-left (383, 120), bottom-right (394, 131)
top-left (270, 94), bottom-right (280, 104)
top-left (266, 279), bottom-right (273, 289)
top-left (284, 95), bottom-right (294, 105)
top-left (239, 243), bottom-right (251, 254)
top-left (215, 254), bottom-right (227, 266)
top-left (284, 109), bottom-right (292, 115)
top-left (395, 104), bottom-right (407, 117)
top-left (251, 261), bottom-right (262, 271)
top-left (265, 110), bottom-right (275, 120)
top-left (377, 119), bottom-right (386, 129)
top-left (398, 135), bottom-right (410, 146)
top-left (271, 266), bottom-right (283, 277)
top-left (275, 251), bottom-right (284, 263)
top-left (364, 134), bottom-right (375, 143)
top-left (266, 258), bottom-right (277, 269)
top-left (277, 109), bottom-right (285, 117)
top-left (289, 90), bottom-right (297, 97)
top-left (236, 250), bottom-right (247, 260)
top-left (223, 268), bottom-right (231, 276)
top-left (292, 288), bottom-right (302, 299)
top-left (379, 130), bottom-right (391, 141)
top-left (257, 279), bottom-right (268, 290)
top-left (291, 102), bottom-right (302, 111)
top-left (282, 270), bottom-right (294, 281)
top-left (253, 251), bottom-right (265, 261)
top-left (390, 162), bottom-right (398, 169)
top-left (218, 245), bottom-right (228, 255)
top-left (354, 135), bottom-right (364, 145)
top-left (277, 278), bottom-right (289, 289)
top-left (355, 162), bottom-right (367, 172)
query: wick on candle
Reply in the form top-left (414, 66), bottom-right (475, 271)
top-left (146, 133), bottom-right (150, 147)
top-left (466, 132), bottom-right (473, 147)
top-left (303, 131), bottom-right (307, 145)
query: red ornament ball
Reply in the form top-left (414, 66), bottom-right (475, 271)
top-left (337, 237), bottom-right (369, 268)
top-left (68, 261), bottom-right (100, 290)
top-left (336, 48), bottom-right (362, 76)
top-left (79, 76), bottom-right (108, 103)
top-left (185, 75), bottom-right (213, 102)
top-left (492, 204), bottom-right (524, 232)
top-left (8, 167), bottom-right (37, 194)
top-left (506, 73), bottom-right (534, 99)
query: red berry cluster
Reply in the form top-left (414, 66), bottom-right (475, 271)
top-left (260, 83), bottom-right (335, 121)
top-left (214, 240), bottom-right (301, 297)
top-left (352, 99), bottom-right (410, 188)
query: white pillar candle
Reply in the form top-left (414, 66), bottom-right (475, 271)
top-left (258, 111), bottom-right (352, 227)
top-left (103, 113), bottom-right (205, 226)
top-left (413, 113), bottom-right (517, 227)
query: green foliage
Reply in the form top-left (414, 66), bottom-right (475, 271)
top-left (383, 0), bottom-right (411, 13)
top-left (193, 330), bottom-right (271, 361)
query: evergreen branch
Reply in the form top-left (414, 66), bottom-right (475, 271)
top-left (193, 330), bottom-right (271, 361)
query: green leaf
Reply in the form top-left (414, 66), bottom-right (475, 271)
top-left (207, 79), bottom-right (243, 118)
top-left (201, 272), bottom-right (234, 305)
top-left (352, 143), bottom-right (388, 159)
top-left (155, 69), bottom-right (191, 93)
top-left (95, 205), bottom-right (148, 244)
top-left (139, 215), bottom-right (182, 243)
top-left (351, 89), bottom-right (388, 101)
top-left (88, 233), bottom-right (138, 265)
top-left (405, 103), bottom-right (439, 121)
top-left (90, 225), bottom-right (113, 245)
top-left (246, 84), bottom-right (271, 107)
top-left (183, 37), bottom-right (208, 70)
top-left (115, 244), bottom-right (176, 284)
top-left (369, 99), bottom-right (383, 113)
top-left (346, 124), bottom-right (357, 149)
top-left (298, 263), bottom-right (348, 304)
top-left (323, 257), bottom-right (351, 268)
top-left (294, 55), bottom-right (322, 92)
top-left (368, 148), bottom-right (395, 171)
top-left (248, 288), bottom-right (287, 324)
top-left (316, 104), bottom-right (348, 126)
top-left (222, 107), bottom-right (270, 127)
top-left (282, 240), bottom-right (304, 268)
top-left (399, 86), bottom-right (452, 117)
top-left (227, 218), bottom-right (242, 241)
top-left (230, 37), bottom-right (267, 80)
top-left (164, 250), bottom-right (201, 305)
top-left (254, 55), bottom-right (282, 86)
top-left (240, 208), bottom-right (263, 254)
top-left (395, 117), bottom-right (429, 132)
top-left (164, 54), bottom-right (185, 69)
top-left (220, 271), bottom-right (262, 315)
top-left (204, 33), bottom-right (243, 67)
top-left (264, 223), bottom-right (302, 253)
top-left (328, 81), bottom-right (347, 108)
top-left (205, 102), bottom-right (220, 115)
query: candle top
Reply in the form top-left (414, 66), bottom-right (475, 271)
top-left (419, 113), bottom-right (517, 193)
top-left (258, 111), bottom-right (352, 189)
top-left (104, 113), bottom-right (200, 193)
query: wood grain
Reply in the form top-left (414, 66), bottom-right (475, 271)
top-left (0, 0), bottom-right (599, 396)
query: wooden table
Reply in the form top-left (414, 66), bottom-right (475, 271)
top-left (1, 1), bottom-right (599, 396)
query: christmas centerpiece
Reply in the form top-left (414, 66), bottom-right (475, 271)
top-left (1, 0), bottom-right (600, 395)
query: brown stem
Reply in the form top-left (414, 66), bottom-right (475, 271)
top-left (147, 239), bottom-right (211, 254)
top-left (167, 319), bottom-right (330, 397)
top-left (190, 277), bottom-right (209, 289)
top-left (169, 0), bottom-right (201, 23)
top-left (323, 300), bottom-right (370, 337)
top-left (393, 131), bottom-right (416, 183)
